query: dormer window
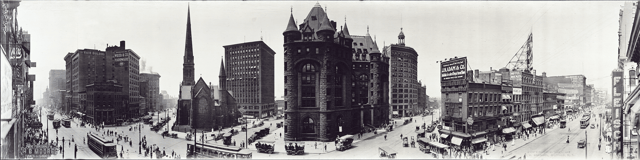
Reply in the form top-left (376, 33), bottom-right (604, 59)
top-left (312, 16), bottom-right (317, 21)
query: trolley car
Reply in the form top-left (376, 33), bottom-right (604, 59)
top-left (87, 132), bottom-right (117, 158)
top-left (187, 142), bottom-right (252, 159)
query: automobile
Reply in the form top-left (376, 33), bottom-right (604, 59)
top-left (577, 139), bottom-right (586, 148)
top-left (591, 124), bottom-right (595, 129)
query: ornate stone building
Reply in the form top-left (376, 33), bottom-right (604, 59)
top-left (283, 3), bottom-right (389, 142)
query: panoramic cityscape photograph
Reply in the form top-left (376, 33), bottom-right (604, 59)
top-left (0, 0), bottom-right (636, 159)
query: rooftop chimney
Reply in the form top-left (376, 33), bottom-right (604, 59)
top-left (120, 40), bottom-right (125, 50)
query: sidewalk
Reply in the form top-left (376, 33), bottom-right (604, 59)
top-left (484, 126), bottom-right (560, 159)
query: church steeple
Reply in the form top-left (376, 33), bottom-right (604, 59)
top-left (219, 59), bottom-right (227, 90)
top-left (182, 5), bottom-right (195, 86)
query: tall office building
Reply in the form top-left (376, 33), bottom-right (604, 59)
top-left (385, 28), bottom-right (419, 118)
top-left (223, 41), bottom-right (275, 119)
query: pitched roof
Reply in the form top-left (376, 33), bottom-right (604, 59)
top-left (284, 13), bottom-right (298, 33)
top-left (318, 15), bottom-right (334, 32)
top-left (301, 3), bottom-right (332, 33)
top-left (342, 22), bottom-right (351, 39)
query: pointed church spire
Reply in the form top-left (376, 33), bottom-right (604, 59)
top-left (218, 58), bottom-right (227, 90)
top-left (182, 5), bottom-right (195, 86)
top-left (219, 58), bottom-right (226, 77)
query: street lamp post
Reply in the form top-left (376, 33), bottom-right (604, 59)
top-left (139, 123), bottom-right (141, 155)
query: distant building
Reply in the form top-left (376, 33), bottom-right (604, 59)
top-left (223, 41), bottom-right (276, 119)
top-left (543, 75), bottom-right (587, 110)
top-left (48, 69), bottom-right (65, 110)
top-left (63, 40), bottom-right (141, 123)
top-left (140, 73), bottom-right (161, 113)
top-left (416, 82), bottom-right (427, 114)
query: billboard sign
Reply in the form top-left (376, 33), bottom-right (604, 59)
top-left (1, 52), bottom-right (12, 119)
top-left (440, 57), bottom-right (467, 81)
top-left (511, 71), bottom-right (522, 87)
top-left (513, 88), bottom-right (522, 95)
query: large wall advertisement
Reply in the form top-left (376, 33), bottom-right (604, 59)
top-left (1, 53), bottom-right (12, 120)
top-left (440, 57), bottom-right (467, 82)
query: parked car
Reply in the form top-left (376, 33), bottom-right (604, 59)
top-left (577, 139), bottom-right (586, 148)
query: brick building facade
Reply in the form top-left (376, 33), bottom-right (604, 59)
top-left (223, 41), bottom-right (275, 119)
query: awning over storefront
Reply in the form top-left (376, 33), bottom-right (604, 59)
top-left (522, 123), bottom-right (532, 129)
top-left (532, 117), bottom-right (545, 126)
top-left (428, 141), bottom-right (450, 149)
top-left (440, 134), bottom-right (449, 139)
top-left (502, 127), bottom-right (516, 134)
top-left (450, 131), bottom-right (472, 138)
top-left (502, 106), bottom-right (508, 111)
top-left (471, 131), bottom-right (487, 137)
top-left (451, 137), bottom-right (463, 146)
top-left (502, 94), bottom-right (512, 99)
top-left (471, 137), bottom-right (488, 144)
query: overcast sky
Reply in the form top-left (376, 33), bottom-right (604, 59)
top-left (18, 1), bottom-right (623, 100)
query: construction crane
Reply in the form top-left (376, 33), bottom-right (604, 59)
top-left (506, 33), bottom-right (533, 72)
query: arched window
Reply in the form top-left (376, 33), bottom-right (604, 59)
top-left (301, 63), bottom-right (317, 107)
top-left (302, 117), bottom-right (315, 133)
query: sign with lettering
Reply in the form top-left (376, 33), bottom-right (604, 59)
top-left (612, 70), bottom-right (623, 110)
top-left (513, 88), bottom-right (522, 95)
top-left (440, 57), bottom-right (467, 82)
top-left (21, 145), bottom-right (58, 158)
top-left (82, 51), bottom-right (105, 56)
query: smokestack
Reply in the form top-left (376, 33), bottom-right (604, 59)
top-left (120, 40), bottom-right (125, 50)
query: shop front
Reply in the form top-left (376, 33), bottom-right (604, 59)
top-left (502, 127), bottom-right (516, 141)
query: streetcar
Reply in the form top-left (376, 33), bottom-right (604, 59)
top-left (52, 120), bottom-right (61, 129)
top-left (560, 120), bottom-right (567, 128)
top-left (580, 116), bottom-right (590, 129)
top-left (87, 132), bottom-right (117, 158)
top-left (187, 142), bottom-right (252, 159)
top-left (62, 119), bottom-right (71, 128)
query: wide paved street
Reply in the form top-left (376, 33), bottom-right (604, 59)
top-left (495, 115), bottom-right (609, 160)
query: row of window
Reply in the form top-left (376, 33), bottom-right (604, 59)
top-left (392, 89), bottom-right (416, 93)
top-left (392, 99), bottom-right (415, 104)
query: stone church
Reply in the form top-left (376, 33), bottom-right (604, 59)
top-left (172, 7), bottom-right (240, 132)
